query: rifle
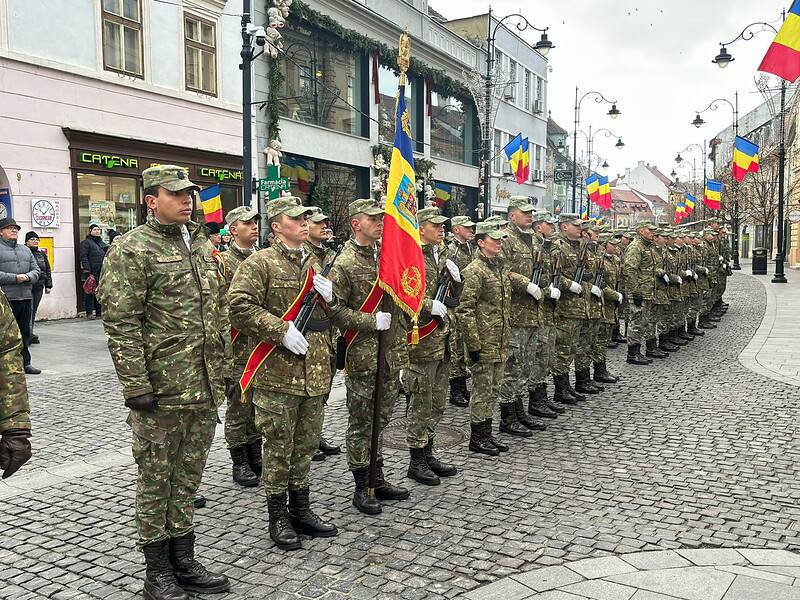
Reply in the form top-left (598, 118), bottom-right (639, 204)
top-left (593, 255), bottom-right (606, 299)
top-left (551, 253), bottom-right (562, 295)
top-left (574, 242), bottom-right (589, 286)
top-left (532, 248), bottom-right (544, 287)
top-left (295, 239), bottom-right (344, 334)
top-left (661, 249), bottom-right (670, 285)
top-left (431, 264), bottom-right (459, 327)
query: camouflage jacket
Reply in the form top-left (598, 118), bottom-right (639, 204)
top-left (410, 242), bottom-right (462, 363)
top-left (329, 239), bottom-right (408, 375)
top-left (552, 235), bottom-right (587, 320)
top-left (703, 240), bottom-right (720, 285)
top-left (652, 246), bottom-right (670, 305)
top-left (501, 226), bottom-right (541, 327)
top-left (695, 244), bottom-right (711, 291)
top-left (447, 239), bottom-right (476, 272)
top-left (623, 235), bottom-right (658, 301)
top-left (532, 234), bottom-right (557, 325)
top-left (97, 215), bottom-right (228, 407)
top-left (666, 247), bottom-right (683, 301)
top-left (600, 253), bottom-right (621, 324)
top-left (221, 243), bottom-right (257, 375)
top-left (457, 252), bottom-right (512, 363)
top-left (583, 242), bottom-right (603, 320)
top-left (228, 240), bottom-right (332, 398)
top-left (678, 245), bottom-right (697, 297)
top-left (0, 292), bottom-right (30, 432)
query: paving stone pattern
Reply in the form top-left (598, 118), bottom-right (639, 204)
top-left (1, 273), bottom-right (798, 600)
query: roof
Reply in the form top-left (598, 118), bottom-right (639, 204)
top-left (637, 191), bottom-right (669, 206)
top-left (611, 187), bottom-right (654, 216)
top-left (547, 116), bottom-right (567, 136)
top-left (646, 165), bottom-right (673, 187)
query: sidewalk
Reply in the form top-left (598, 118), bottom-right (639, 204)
top-left (738, 261), bottom-right (800, 387)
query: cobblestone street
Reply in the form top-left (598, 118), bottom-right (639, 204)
top-left (1, 271), bottom-right (799, 600)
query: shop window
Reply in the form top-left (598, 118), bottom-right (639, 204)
top-left (193, 185), bottom-right (240, 225)
top-left (378, 65), bottom-right (422, 150)
top-left (76, 173), bottom-right (139, 242)
top-left (102, 0), bottom-right (143, 77)
top-left (431, 93), bottom-right (477, 165)
top-left (279, 27), bottom-right (367, 137)
top-left (436, 182), bottom-right (478, 220)
top-left (185, 14), bottom-right (217, 96)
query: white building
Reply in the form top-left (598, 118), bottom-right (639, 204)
top-left (0, 0), bottom-right (244, 318)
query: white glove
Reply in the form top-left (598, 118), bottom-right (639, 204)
top-left (549, 287), bottom-right (561, 300)
top-left (445, 259), bottom-right (461, 283)
top-left (569, 281), bottom-right (582, 294)
top-left (663, 274), bottom-right (670, 284)
top-left (693, 272), bottom-right (699, 280)
top-left (431, 300), bottom-right (447, 318)
top-left (677, 276), bottom-right (683, 285)
top-left (281, 322), bottom-right (308, 355)
top-left (684, 270), bottom-right (692, 278)
top-left (616, 291), bottom-right (624, 303)
top-left (526, 282), bottom-right (542, 300)
top-left (312, 274), bottom-right (333, 303)
top-left (719, 255), bottom-right (725, 263)
top-left (591, 285), bottom-right (602, 298)
top-left (375, 311), bottom-right (392, 331)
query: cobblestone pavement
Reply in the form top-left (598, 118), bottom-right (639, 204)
top-left (1, 272), bottom-right (798, 600)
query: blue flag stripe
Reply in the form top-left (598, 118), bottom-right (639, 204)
top-left (394, 86), bottom-right (415, 168)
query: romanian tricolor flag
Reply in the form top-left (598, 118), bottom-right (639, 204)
top-left (586, 174), bottom-right (601, 205)
top-left (684, 192), bottom-right (696, 216)
top-left (434, 182), bottom-right (451, 202)
top-left (732, 136), bottom-right (760, 182)
top-left (674, 200), bottom-right (687, 224)
top-left (580, 208), bottom-right (589, 220)
top-left (598, 176), bottom-right (612, 209)
top-left (199, 184), bottom-right (223, 223)
top-left (504, 133), bottom-right (526, 184)
top-left (379, 69), bottom-right (426, 331)
top-left (758, 0), bottom-right (800, 82)
top-left (294, 157), bottom-right (311, 193)
top-left (520, 137), bottom-right (531, 182)
top-left (705, 180), bottom-right (722, 211)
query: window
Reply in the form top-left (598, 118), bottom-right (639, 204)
top-left (76, 173), bottom-right (140, 241)
top-left (102, 0), bottom-right (143, 77)
top-left (524, 70), bottom-right (532, 112)
top-left (534, 76), bottom-right (546, 115)
top-left (185, 15), bottom-right (217, 95)
top-left (493, 130), bottom-right (504, 175)
top-left (431, 93), bottom-right (478, 164)
top-left (507, 59), bottom-right (518, 102)
top-left (378, 65), bottom-right (415, 145)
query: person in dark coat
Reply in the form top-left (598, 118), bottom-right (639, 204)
top-left (79, 223), bottom-right (108, 319)
top-left (24, 232), bottom-right (52, 344)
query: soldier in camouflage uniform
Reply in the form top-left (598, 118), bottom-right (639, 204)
top-left (662, 231), bottom-right (688, 350)
top-left (550, 213), bottom-right (589, 404)
top-left (458, 221), bottom-right (512, 456)
top-left (685, 233), bottom-right (706, 337)
top-left (98, 165), bottom-right (230, 600)
top-left (0, 292), bottom-right (32, 479)
top-left (498, 197), bottom-right (548, 437)
top-left (305, 207), bottom-right (342, 462)
top-left (673, 233), bottom-right (697, 343)
top-left (574, 222), bottom-right (605, 395)
top-left (613, 231), bottom-right (634, 343)
top-left (700, 228), bottom-right (722, 327)
top-left (329, 199), bottom-right (409, 516)
top-left (229, 197), bottom-right (338, 551)
top-left (527, 211), bottom-right (563, 419)
top-left (651, 230), bottom-right (677, 356)
top-left (405, 206), bottom-right (461, 485)
top-left (447, 215), bottom-right (476, 408)
top-left (220, 205), bottom-right (261, 489)
top-left (591, 234), bottom-right (624, 383)
top-left (622, 221), bottom-right (658, 366)
top-left (696, 230), bottom-right (716, 329)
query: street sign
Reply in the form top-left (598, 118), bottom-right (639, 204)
top-left (554, 170), bottom-right (574, 183)
top-left (257, 177), bottom-right (290, 193)
top-left (788, 209), bottom-right (800, 224)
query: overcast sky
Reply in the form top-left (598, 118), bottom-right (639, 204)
top-left (437, 0), bottom-right (789, 183)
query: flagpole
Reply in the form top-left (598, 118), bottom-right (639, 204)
top-left (732, 91), bottom-right (741, 269)
top-left (367, 295), bottom-right (391, 496)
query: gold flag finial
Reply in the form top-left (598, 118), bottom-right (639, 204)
top-left (398, 29), bottom-right (410, 85)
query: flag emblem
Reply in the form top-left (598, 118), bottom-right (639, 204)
top-left (393, 174), bottom-right (417, 227)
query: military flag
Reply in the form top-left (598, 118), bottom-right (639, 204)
top-left (704, 180), bottom-right (722, 210)
top-left (758, 0), bottom-right (800, 82)
top-left (732, 136), bottom-right (760, 182)
top-left (199, 184), bottom-right (223, 223)
top-left (684, 192), bottom-right (696, 216)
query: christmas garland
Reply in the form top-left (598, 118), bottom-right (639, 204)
top-left (267, 56), bottom-right (286, 141)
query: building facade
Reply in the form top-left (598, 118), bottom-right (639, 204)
top-left (0, 0), bottom-right (244, 318)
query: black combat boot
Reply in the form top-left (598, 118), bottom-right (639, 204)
top-left (229, 446), bottom-right (260, 488)
top-left (267, 492), bottom-right (301, 550)
top-left (528, 387), bottom-right (558, 419)
top-left (612, 325), bottom-right (627, 343)
top-left (607, 339), bottom-right (619, 349)
top-left (538, 382), bottom-right (566, 414)
top-left (469, 421), bottom-right (499, 456)
top-left (407, 447), bottom-right (440, 486)
top-left (679, 325), bottom-right (695, 341)
top-left (192, 496), bottom-right (206, 509)
top-left (319, 437), bottom-right (341, 456)
top-left (646, 338), bottom-right (669, 358)
top-left (515, 398), bottom-right (546, 430)
top-left (658, 335), bottom-right (679, 353)
top-left (169, 533), bottom-right (230, 593)
top-left (351, 468), bottom-right (382, 515)
top-left (312, 449), bottom-right (326, 462)
top-left (142, 540), bottom-right (188, 600)
top-left (687, 319), bottom-right (705, 336)
top-left (626, 344), bottom-right (651, 365)
top-left (553, 374), bottom-right (578, 405)
top-left (486, 419), bottom-right (509, 452)
top-left (424, 439), bottom-right (457, 476)
top-left (246, 438), bottom-right (263, 476)
top-left (564, 377), bottom-right (587, 401)
top-left (499, 402), bottom-right (532, 437)
top-left (462, 376), bottom-right (472, 403)
top-left (593, 362), bottom-right (618, 383)
top-left (375, 460), bottom-right (410, 501)
top-left (574, 370), bottom-right (600, 395)
top-left (449, 377), bottom-right (469, 407)
top-left (288, 488), bottom-right (338, 537)
top-left (669, 328), bottom-right (689, 345)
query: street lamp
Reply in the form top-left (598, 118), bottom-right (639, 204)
top-left (693, 94), bottom-right (741, 269)
top-left (571, 91), bottom-right (621, 213)
top-left (615, 137), bottom-right (625, 149)
top-left (483, 8), bottom-right (553, 215)
top-left (676, 142), bottom-right (708, 217)
top-left (713, 16), bottom-right (788, 283)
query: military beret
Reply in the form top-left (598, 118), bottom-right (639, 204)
top-left (417, 206), bottom-right (448, 224)
top-left (507, 196), bottom-right (536, 213)
top-left (349, 198), bottom-right (384, 217)
top-left (267, 196), bottom-right (313, 220)
top-left (142, 165), bottom-right (199, 192)
top-left (476, 221), bottom-right (508, 239)
top-left (451, 215), bottom-right (476, 227)
top-left (225, 205), bottom-right (259, 226)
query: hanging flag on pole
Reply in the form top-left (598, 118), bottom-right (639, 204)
top-left (598, 176), bottom-right (612, 209)
top-left (758, 1), bottom-right (800, 82)
top-left (520, 137), bottom-right (531, 182)
top-left (684, 192), bottom-right (696, 216)
top-left (503, 133), bottom-right (526, 184)
top-left (732, 136), bottom-right (760, 182)
top-left (704, 180), bottom-right (723, 210)
top-left (199, 184), bottom-right (223, 223)
top-left (585, 173), bottom-right (601, 205)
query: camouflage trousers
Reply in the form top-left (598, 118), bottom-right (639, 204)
top-left (500, 326), bottom-right (538, 404)
top-left (552, 317), bottom-right (582, 376)
top-left (627, 300), bottom-right (655, 344)
top-left (687, 293), bottom-right (702, 321)
top-left (530, 322), bottom-right (555, 387)
top-left (652, 303), bottom-right (670, 336)
top-left (345, 367), bottom-right (400, 470)
top-left (469, 360), bottom-right (504, 423)
top-left (593, 323), bottom-right (613, 364)
top-left (671, 300), bottom-right (687, 329)
top-left (405, 357), bottom-right (450, 448)
top-left (129, 406), bottom-right (217, 549)
top-left (252, 390), bottom-right (324, 495)
top-left (575, 318), bottom-right (600, 371)
top-left (224, 382), bottom-right (259, 448)
top-left (448, 313), bottom-right (469, 379)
